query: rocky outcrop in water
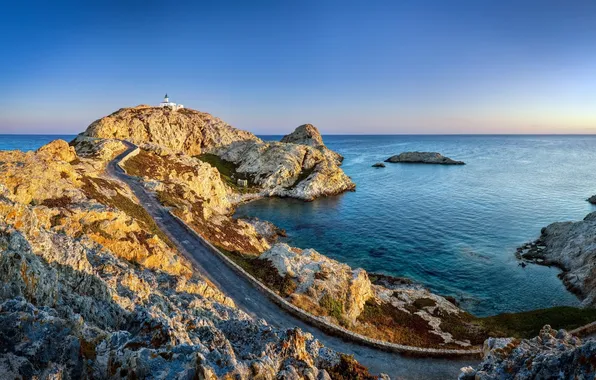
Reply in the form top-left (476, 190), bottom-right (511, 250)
top-left (78, 105), bottom-right (259, 156)
top-left (385, 152), bottom-right (465, 165)
top-left (517, 212), bottom-right (596, 306)
top-left (459, 325), bottom-right (596, 379)
top-left (0, 140), bottom-right (366, 379)
top-left (372, 163), bottom-right (385, 168)
top-left (587, 195), bottom-right (596, 204)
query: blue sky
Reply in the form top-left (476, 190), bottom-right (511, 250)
top-left (1, 0), bottom-right (596, 134)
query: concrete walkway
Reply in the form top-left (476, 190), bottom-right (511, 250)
top-left (107, 144), bottom-right (478, 379)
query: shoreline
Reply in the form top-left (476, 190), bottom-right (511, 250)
top-left (233, 195), bottom-right (585, 317)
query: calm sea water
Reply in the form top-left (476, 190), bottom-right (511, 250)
top-left (0, 135), bottom-right (76, 151)
top-left (3, 134), bottom-right (593, 317)
top-left (237, 135), bottom-right (596, 317)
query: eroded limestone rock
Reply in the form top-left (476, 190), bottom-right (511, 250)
top-left (460, 325), bottom-right (596, 379)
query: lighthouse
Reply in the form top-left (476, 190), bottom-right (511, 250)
top-left (158, 94), bottom-right (184, 110)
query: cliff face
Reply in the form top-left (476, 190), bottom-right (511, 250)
top-left (0, 140), bottom-right (353, 379)
top-left (79, 106), bottom-right (259, 156)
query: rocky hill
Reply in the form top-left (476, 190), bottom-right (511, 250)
top-left (79, 106), bottom-right (355, 201)
top-left (79, 106), bottom-right (259, 156)
top-left (0, 140), bottom-right (366, 379)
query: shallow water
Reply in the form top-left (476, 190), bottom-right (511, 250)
top-left (237, 135), bottom-right (596, 316)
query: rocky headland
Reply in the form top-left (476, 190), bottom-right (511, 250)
top-left (385, 152), bottom-right (465, 165)
top-left (517, 211), bottom-right (596, 306)
top-left (78, 107), bottom-right (355, 201)
top-left (104, 107), bottom-right (484, 351)
top-left (0, 138), bottom-right (372, 378)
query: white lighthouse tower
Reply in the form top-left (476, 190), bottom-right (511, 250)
top-left (158, 94), bottom-right (184, 110)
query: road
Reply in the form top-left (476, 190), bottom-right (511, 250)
top-left (107, 144), bottom-right (478, 379)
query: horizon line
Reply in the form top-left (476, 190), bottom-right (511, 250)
top-left (3, 132), bottom-right (596, 137)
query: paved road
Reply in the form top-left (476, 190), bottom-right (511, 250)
top-left (107, 144), bottom-right (478, 379)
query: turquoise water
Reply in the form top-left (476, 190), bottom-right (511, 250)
top-left (237, 135), bottom-right (596, 316)
top-left (0, 135), bottom-right (76, 151)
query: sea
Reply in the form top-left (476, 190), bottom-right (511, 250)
top-left (2, 134), bottom-right (595, 317)
top-left (237, 135), bottom-right (596, 317)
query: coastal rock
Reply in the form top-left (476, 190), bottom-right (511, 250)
top-left (241, 217), bottom-right (287, 244)
top-left (461, 325), bottom-right (596, 379)
top-left (82, 107), bottom-right (354, 202)
top-left (520, 211), bottom-right (596, 306)
top-left (213, 140), bottom-right (355, 201)
top-left (36, 139), bottom-right (77, 162)
top-left (0, 140), bottom-right (364, 379)
top-left (587, 195), bottom-right (596, 204)
top-left (385, 152), bottom-right (465, 165)
top-left (79, 105), bottom-right (259, 156)
top-left (261, 243), bottom-right (374, 323)
top-left (281, 124), bottom-right (325, 147)
top-left (372, 163), bottom-right (385, 168)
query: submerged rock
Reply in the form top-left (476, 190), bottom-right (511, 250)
top-left (460, 325), bottom-right (596, 379)
top-left (385, 152), bottom-right (465, 165)
top-left (372, 163), bottom-right (385, 168)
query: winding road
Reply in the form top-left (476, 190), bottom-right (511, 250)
top-left (107, 144), bottom-right (478, 379)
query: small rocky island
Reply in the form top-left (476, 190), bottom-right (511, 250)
top-left (385, 151), bottom-right (465, 165)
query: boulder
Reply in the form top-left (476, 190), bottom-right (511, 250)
top-left (385, 152), bottom-right (465, 165)
top-left (372, 163), bottom-right (385, 168)
top-left (587, 195), bottom-right (596, 204)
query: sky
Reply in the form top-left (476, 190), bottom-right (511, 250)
top-left (1, 0), bottom-right (596, 135)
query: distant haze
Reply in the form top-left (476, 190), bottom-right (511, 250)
top-left (1, 1), bottom-right (596, 135)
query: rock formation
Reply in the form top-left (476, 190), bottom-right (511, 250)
top-left (372, 163), bottom-right (385, 168)
top-left (258, 244), bottom-right (476, 348)
top-left (78, 105), bottom-right (259, 156)
top-left (587, 195), bottom-right (596, 204)
top-left (385, 152), bottom-right (465, 165)
top-left (213, 139), bottom-right (354, 201)
top-left (261, 243), bottom-right (374, 323)
top-left (81, 107), bottom-right (355, 202)
top-left (281, 124), bottom-right (325, 147)
top-left (459, 325), bottom-right (596, 379)
top-left (517, 212), bottom-right (596, 306)
top-left (0, 140), bottom-right (368, 379)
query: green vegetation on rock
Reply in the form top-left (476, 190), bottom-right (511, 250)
top-left (196, 153), bottom-right (258, 193)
